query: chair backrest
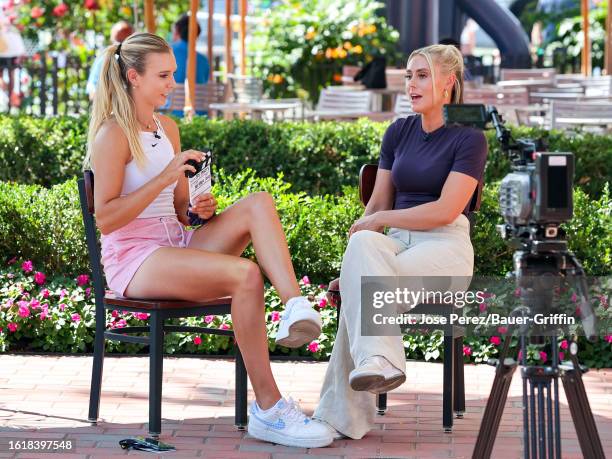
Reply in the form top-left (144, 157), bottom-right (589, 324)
top-left (463, 86), bottom-right (529, 105)
top-left (227, 74), bottom-right (263, 103)
top-left (316, 88), bottom-right (372, 112)
top-left (583, 76), bottom-right (612, 96)
top-left (358, 164), bottom-right (483, 214)
top-left (393, 94), bottom-right (415, 118)
top-left (166, 82), bottom-right (227, 113)
top-left (500, 68), bottom-right (556, 81)
top-left (550, 100), bottom-right (612, 130)
top-left (77, 171), bottom-right (107, 304)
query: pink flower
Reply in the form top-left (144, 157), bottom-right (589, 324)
top-left (301, 276), bottom-right (310, 285)
top-left (76, 274), bottom-right (90, 286)
top-left (318, 284), bottom-right (327, 290)
top-left (21, 260), bottom-right (33, 273)
top-left (52, 3), bottom-right (68, 17)
top-left (570, 292), bottom-right (578, 303)
top-left (220, 323), bottom-right (230, 330)
top-left (0, 328), bottom-right (2, 333)
top-left (513, 288), bottom-right (521, 298)
top-left (540, 351), bottom-right (547, 362)
top-left (111, 310), bottom-right (119, 318)
top-left (518, 350), bottom-right (523, 361)
top-left (193, 336), bottom-right (202, 345)
top-left (85, 287), bottom-right (91, 297)
top-left (30, 6), bottom-right (43, 18)
top-left (71, 313), bottom-right (81, 323)
top-left (115, 319), bottom-right (127, 328)
top-left (84, 0), bottom-right (99, 10)
top-left (318, 298), bottom-right (328, 308)
top-left (463, 345), bottom-right (472, 356)
top-left (40, 306), bottom-right (49, 320)
top-left (497, 326), bottom-right (508, 335)
top-left (134, 313), bottom-right (149, 321)
top-left (599, 295), bottom-right (608, 309)
top-left (7, 257), bottom-right (17, 265)
top-left (479, 302), bottom-right (487, 313)
top-left (558, 352), bottom-right (565, 361)
top-left (605, 335), bottom-right (612, 344)
top-left (490, 336), bottom-right (501, 346)
top-left (7, 322), bottom-right (18, 332)
top-left (204, 315), bottom-right (214, 324)
top-left (560, 339), bottom-right (569, 350)
top-left (59, 303), bottom-right (66, 311)
top-left (40, 288), bottom-right (50, 299)
top-left (29, 299), bottom-right (40, 309)
top-left (3, 299), bottom-right (14, 308)
top-left (34, 272), bottom-right (46, 285)
top-left (481, 291), bottom-right (495, 299)
top-left (59, 289), bottom-right (67, 299)
top-left (307, 341), bottom-right (319, 353)
top-left (18, 304), bottom-right (30, 318)
top-left (270, 311), bottom-right (280, 322)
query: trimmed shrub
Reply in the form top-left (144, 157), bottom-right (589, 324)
top-left (1, 116), bottom-right (610, 197)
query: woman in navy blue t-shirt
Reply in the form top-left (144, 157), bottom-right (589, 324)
top-left (314, 44), bottom-right (488, 439)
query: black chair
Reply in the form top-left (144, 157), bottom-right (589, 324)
top-left (77, 171), bottom-right (248, 437)
top-left (327, 164), bottom-right (483, 432)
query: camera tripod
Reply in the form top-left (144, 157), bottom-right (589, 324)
top-left (472, 248), bottom-right (605, 459)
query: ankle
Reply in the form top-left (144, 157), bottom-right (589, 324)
top-left (256, 395), bottom-right (282, 411)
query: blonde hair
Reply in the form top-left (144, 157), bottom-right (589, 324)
top-left (407, 44), bottom-right (464, 104)
top-left (84, 32), bottom-right (172, 170)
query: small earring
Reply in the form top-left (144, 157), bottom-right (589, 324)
top-left (443, 89), bottom-right (449, 98)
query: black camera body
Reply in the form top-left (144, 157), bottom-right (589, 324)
top-left (444, 104), bottom-right (574, 246)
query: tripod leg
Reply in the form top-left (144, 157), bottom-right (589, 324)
top-left (560, 355), bottom-right (606, 459)
top-left (472, 331), bottom-right (518, 459)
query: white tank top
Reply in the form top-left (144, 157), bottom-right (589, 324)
top-left (120, 115), bottom-right (178, 219)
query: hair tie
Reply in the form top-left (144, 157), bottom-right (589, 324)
top-left (115, 43), bottom-right (122, 57)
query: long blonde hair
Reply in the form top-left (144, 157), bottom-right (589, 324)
top-left (407, 44), bottom-right (464, 104)
top-left (84, 32), bottom-right (172, 170)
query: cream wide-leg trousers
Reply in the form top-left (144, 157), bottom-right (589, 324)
top-left (313, 214), bottom-right (474, 439)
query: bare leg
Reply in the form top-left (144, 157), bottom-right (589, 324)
top-left (125, 247), bottom-right (282, 409)
top-left (188, 192), bottom-right (302, 303)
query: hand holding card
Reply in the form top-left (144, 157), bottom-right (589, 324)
top-left (185, 150), bottom-right (213, 207)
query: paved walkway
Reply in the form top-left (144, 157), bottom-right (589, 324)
top-left (0, 355), bottom-right (610, 458)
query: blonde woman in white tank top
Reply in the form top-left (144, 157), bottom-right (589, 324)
top-left (84, 33), bottom-right (333, 448)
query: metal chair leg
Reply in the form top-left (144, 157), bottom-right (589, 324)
top-left (235, 343), bottom-right (248, 430)
top-left (148, 312), bottom-right (164, 438)
top-left (377, 393), bottom-right (388, 415)
top-left (87, 311), bottom-right (106, 424)
top-left (443, 335), bottom-right (453, 432)
top-left (453, 336), bottom-right (465, 418)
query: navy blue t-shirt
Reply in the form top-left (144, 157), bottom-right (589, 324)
top-left (379, 115), bottom-right (488, 216)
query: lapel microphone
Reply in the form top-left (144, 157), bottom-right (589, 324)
top-left (153, 130), bottom-right (161, 140)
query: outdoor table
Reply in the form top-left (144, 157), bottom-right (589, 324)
top-left (209, 99), bottom-right (304, 121)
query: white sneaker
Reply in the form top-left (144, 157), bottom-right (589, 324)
top-left (275, 297), bottom-right (322, 348)
top-left (349, 355), bottom-right (406, 394)
top-left (248, 397), bottom-right (333, 448)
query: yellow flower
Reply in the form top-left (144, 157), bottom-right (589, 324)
top-left (272, 74), bottom-right (283, 84)
top-left (338, 49), bottom-right (347, 59)
top-left (367, 25), bottom-right (377, 34)
top-left (325, 48), bottom-right (333, 59)
top-left (352, 45), bottom-right (363, 54)
top-left (305, 27), bottom-right (316, 40)
top-left (120, 6), bottom-right (132, 17)
top-left (343, 41), bottom-right (352, 50)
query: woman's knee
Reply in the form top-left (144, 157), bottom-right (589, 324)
top-left (234, 258), bottom-right (264, 292)
top-left (344, 230), bottom-right (386, 260)
top-left (244, 191), bottom-right (276, 215)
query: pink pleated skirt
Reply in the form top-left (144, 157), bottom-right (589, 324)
top-left (100, 216), bottom-right (196, 297)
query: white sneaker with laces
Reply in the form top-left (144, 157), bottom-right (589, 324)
top-left (349, 355), bottom-right (406, 394)
top-left (275, 296), bottom-right (322, 348)
top-left (248, 397), bottom-right (333, 448)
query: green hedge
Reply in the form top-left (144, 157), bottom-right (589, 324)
top-left (1, 171), bottom-right (610, 281)
top-left (1, 115), bottom-right (610, 196)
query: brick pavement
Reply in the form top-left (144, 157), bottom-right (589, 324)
top-left (0, 355), bottom-right (610, 458)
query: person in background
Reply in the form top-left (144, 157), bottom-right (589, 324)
top-left (165, 13), bottom-right (210, 117)
top-left (87, 21), bottom-right (134, 100)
